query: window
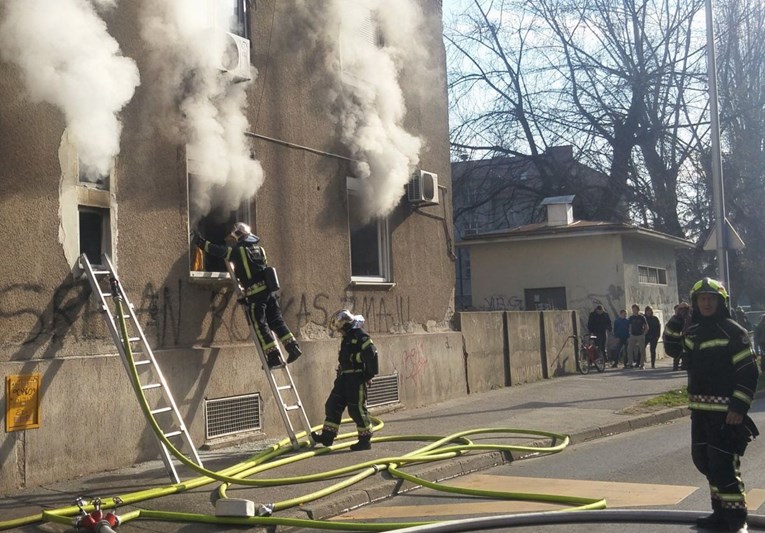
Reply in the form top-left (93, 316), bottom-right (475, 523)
top-left (347, 178), bottom-right (391, 283)
top-left (638, 265), bottom-right (668, 285)
top-left (78, 160), bottom-right (110, 190)
top-left (187, 173), bottom-right (251, 278)
top-left (79, 207), bottom-right (110, 265)
top-left (216, 0), bottom-right (249, 38)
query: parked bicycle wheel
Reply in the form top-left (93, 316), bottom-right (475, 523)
top-left (593, 347), bottom-right (606, 373)
top-left (578, 346), bottom-right (591, 375)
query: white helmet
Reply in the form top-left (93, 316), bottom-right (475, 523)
top-left (330, 309), bottom-right (364, 332)
top-left (231, 222), bottom-right (252, 241)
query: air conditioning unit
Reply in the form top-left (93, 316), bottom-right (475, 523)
top-left (407, 170), bottom-right (439, 206)
top-left (217, 32), bottom-right (252, 82)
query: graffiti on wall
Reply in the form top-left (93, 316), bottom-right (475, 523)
top-left (401, 342), bottom-right (428, 381)
top-left (482, 294), bottom-right (523, 311)
top-left (0, 276), bottom-right (415, 354)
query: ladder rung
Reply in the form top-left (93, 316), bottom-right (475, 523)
top-left (141, 383), bottom-right (162, 391)
top-left (163, 431), bottom-right (182, 438)
top-left (115, 314), bottom-right (133, 320)
top-left (100, 292), bottom-right (113, 298)
top-left (284, 404), bottom-right (300, 411)
top-left (276, 385), bottom-right (293, 391)
top-left (125, 337), bottom-right (141, 343)
top-left (134, 360), bottom-right (151, 366)
top-left (92, 270), bottom-right (110, 275)
top-left (151, 407), bottom-right (173, 415)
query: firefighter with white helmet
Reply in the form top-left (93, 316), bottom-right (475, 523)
top-left (311, 309), bottom-right (379, 451)
top-left (192, 222), bottom-right (301, 368)
top-left (684, 278), bottom-right (759, 532)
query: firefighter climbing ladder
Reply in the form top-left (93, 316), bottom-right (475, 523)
top-left (224, 260), bottom-right (313, 450)
top-left (80, 253), bottom-right (203, 484)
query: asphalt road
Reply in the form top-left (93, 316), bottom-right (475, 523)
top-left (324, 404), bottom-right (765, 532)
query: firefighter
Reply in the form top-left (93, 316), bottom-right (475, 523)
top-left (663, 301), bottom-right (691, 371)
top-left (685, 278), bottom-right (759, 532)
top-left (192, 222), bottom-right (301, 368)
top-left (311, 309), bottom-right (379, 451)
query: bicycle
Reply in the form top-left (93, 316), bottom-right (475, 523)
top-left (571, 335), bottom-right (606, 374)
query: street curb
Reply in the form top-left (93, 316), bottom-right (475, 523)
top-left (300, 407), bottom-right (690, 522)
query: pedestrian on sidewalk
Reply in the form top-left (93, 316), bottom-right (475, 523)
top-left (312, 310), bottom-right (379, 451)
top-left (611, 309), bottom-right (629, 367)
top-left (587, 305), bottom-right (612, 359)
top-left (192, 223), bottom-right (302, 368)
top-left (626, 304), bottom-right (648, 368)
top-left (685, 278), bottom-right (759, 533)
top-left (663, 302), bottom-right (691, 370)
top-left (644, 306), bottom-right (661, 368)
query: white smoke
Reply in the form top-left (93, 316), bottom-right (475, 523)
top-left (0, 0), bottom-right (140, 179)
top-left (139, 0), bottom-right (263, 223)
top-left (293, 0), bottom-right (429, 220)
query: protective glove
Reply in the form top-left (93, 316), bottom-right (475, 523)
top-left (190, 230), bottom-right (205, 248)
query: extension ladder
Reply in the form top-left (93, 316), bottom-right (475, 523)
top-left (224, 261), bottom-right (313, 450)
top-left (80, 253), bottom-right (203, 483)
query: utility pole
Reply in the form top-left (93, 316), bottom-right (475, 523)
top-left (705, 0), bottom-right (730, 289)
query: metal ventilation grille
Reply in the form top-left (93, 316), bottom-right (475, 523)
top-left (367, 373), bottom-right (399, 408)
top-left (204, 393), bottom-right (261, 440)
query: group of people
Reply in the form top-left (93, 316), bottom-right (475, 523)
top-left (586, 304), bottom-right (662, 369)
top-left (589, 279), bottom-right (761, 533)
top-left (193, 223), bottom-right (379, 452)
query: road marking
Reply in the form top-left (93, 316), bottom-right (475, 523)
top-left (337, 474), bottom-right (699, 520)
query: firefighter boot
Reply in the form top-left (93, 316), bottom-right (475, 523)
top-left (286, 341), bottom-right (302, 363)
top-left (350, 435), bottom-right (372, 451)
top-left (697, 500), bottom-right (725, 529)
top-left (266, 348), bottom-right (284, 369)
top-left (311, 431), bottom-right (335, 447)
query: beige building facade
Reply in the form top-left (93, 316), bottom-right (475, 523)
top-left (460, 200), bottom-right (694, 330)
top-left (0, 0), bottom-right (457, 492)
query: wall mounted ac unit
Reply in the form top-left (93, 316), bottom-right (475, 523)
top-left (217, 32), bottom-right (252, 82)
top-left (407, 170), bottom-right (439, 206)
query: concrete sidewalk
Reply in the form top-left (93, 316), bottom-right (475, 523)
top-left (0, 359), bottom-right (689, 532)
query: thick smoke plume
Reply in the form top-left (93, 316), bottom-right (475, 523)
top-left (0, 0), bottom-right (140, 179)
top-left (140, 0), bottom-right (263, 224)
top-left (293, 0), bottom-right (429, 220)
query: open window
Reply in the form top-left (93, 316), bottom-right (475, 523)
top-left (187, 173), bottom-right (251, 279)
top-left (216, 0), bottom-right (249, 38)
top-left (347, 177), bottom-right (391, 284)
top-left (79, 206), bottom-right (111, 266)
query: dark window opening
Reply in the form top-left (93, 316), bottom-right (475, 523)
top-left (79, 207), bottom-right (109, 265)
top-left (524, 287), bottom-right (567, 311)
top-left (349, 198), bottom-right (383, 278)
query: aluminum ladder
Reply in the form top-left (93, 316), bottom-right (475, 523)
top-left (80, 253), bottom-right (203, 483)
top-left (224, 261), bottom-right (313, 450)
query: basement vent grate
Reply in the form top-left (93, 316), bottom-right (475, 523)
top-left (367, 373), bottom-right (399, 408)
top-left (204, 393), bottom-right (261, 440)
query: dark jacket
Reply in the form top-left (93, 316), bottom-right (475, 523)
top-left (663, 313), bottom-right (687, 358)
top-left (684, 312), bottom-right (759, 415)
top-left (645, 315), bottom-right (661, 341)
top-left (199, 235), bottom-right (269, 295)
top-left (587, 311), bottom-right (612, 336)
top-left (613, 317), bottom-right (629, 340)
top-left (338, 327), bottom-right (379, 381)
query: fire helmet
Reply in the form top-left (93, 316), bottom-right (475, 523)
top-left (330, 309), bottom-right (364, 332)
top-left (690, 277), bottom-right (728, 306)
top-left (231, 222), bottom-right (252, 242)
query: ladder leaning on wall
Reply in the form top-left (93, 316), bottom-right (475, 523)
top-left (80, 253), bottom-right (203, 484)
top-left (224, 260), bottom-right (314, 450)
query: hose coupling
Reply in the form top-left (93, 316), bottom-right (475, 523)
top-left (257, 503), bottom-right (274, 517)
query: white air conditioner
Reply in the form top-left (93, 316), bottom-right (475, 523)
top-left (217, 32), bottom-right (252, 82)
top-left (407, 170), bottom-right (439, 206)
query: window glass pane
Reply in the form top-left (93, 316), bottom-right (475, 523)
top-left (658, 269), bottom-right (667, 285)
top-left (218, 0), bottom-right (246, 37)
top-left (349, 199), bottom-right (381, 277)
top-left (79, 208), bottom-right (105, 264)
top-left (638, 266), bottom-right (648, 284)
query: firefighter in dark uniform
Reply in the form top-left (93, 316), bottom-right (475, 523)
top-left (193, 222), bottom-right (301, 368)
top-left (684, 278), bottom-right (759, 532)
top-left (312, 310), bottom-right (379, 451)
top-left (663, 301), bottom-right (691, 370)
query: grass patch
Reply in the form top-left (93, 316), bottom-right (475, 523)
top-left (620, 386), bottom-right (688, 415)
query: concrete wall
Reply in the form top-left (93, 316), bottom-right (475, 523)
top-left (469, 234), bottom-right (624, 322)
top-left (458, 312), bottom-right (506, 393)
top-left (506, 311), bottom-right (545, 385)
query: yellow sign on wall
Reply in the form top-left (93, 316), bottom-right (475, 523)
top-left (6, 374), bottom-right (41, 432)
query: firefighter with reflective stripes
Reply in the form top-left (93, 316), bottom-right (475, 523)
top-left (684, 278), bottom-right (759, 532)
top-left (312, 310), bottom-right (379, 451)
top-left (193, 222), bottom-right (301, 369)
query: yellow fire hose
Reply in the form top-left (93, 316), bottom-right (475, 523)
top-left (0, 287), bottom-right (604, 532)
